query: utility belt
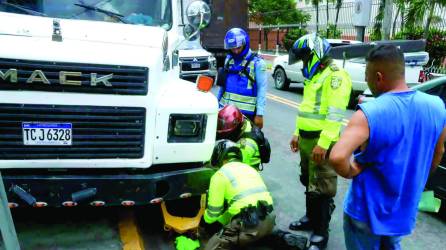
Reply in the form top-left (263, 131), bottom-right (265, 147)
top-left (299, 130), bottom-right (322, 139)
top-left (234, 200), bottom-right (273, 228)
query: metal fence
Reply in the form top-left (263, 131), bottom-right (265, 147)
top-left (250, 0), bottom-right (446, 43)
top-left (299, 0), bottom-right (446, 39)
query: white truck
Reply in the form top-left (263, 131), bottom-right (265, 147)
top-left (0, 0), bottom-right (217, 208)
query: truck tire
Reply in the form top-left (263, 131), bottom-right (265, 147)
top-left (274, 67), bottom-right (290, 90)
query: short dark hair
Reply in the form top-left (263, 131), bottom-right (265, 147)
top-left (366, 45), bottom-right (405, 76)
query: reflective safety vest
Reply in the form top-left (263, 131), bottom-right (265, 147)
top-left (219, 51), bottom-right (258, 116)
top-left (295, 63), bottom-right (352, 149)
top-left (237, 121), bottom-right (261, 168)
top-left (204, 162), bottom-right (273, 225)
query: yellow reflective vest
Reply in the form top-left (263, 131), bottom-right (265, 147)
top-left (204, 162), bottom-right (273, 225)
top-left (294, 62), bottom-right (352, 149)
top-left (237, 121), bottom-right (261, 168)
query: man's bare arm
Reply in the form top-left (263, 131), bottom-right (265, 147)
top-left (431, 126), bottom-right (446, 174)
top-left (329, 110), bottom-right (370, 178)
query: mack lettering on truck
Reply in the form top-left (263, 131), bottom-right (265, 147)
top-left (0, 68), bottom-right (17, 82)
top-left (0, 68), bottom-right (113, 87)
top-left (0, 59), bottom-right (148, 95)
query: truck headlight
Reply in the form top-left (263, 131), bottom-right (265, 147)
top-left (168, 114), bottom-right (207, 143)
top-left (209, 56), bottom-right (217, 70)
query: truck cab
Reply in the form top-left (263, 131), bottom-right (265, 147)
top-left (0, 0), bottom-right (217, 207)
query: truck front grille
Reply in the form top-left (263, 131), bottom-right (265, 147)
top-left (0, 58), bottom-right (148, 95)
top-left (180, 57), bottom-right (209, 71)
top-left (0, 104), bottom-right (145, 159)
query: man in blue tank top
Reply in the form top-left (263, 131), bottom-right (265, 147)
top-left (329, 45), bottom-right (446, 249)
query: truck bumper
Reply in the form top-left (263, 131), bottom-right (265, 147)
top-left (2, 165), bottom-right (215, 207)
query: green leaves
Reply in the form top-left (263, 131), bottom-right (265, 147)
top-left (249, 0), bottom-right (310, 25)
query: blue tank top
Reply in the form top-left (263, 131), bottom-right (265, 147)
top-left (344, 90), bottom-right (446, 235)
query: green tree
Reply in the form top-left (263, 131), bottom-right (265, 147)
top-left (249, 0), bottom-right (309, 25)
top-left (370, 0), bottom-right (385, 41)
top-left (249, 0), bottom-right (310, 50)
top-left (312, 0), bottom-right (321, 33)
top-left (334, 0), bottom-right (342, 31)
top-left (391, 0), bottom-right (405, 38)
top-left (404, 0), bottom-right (446, 39)
top-left (325, 0), bottom-right (331, 37)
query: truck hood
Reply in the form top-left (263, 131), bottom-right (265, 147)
top-left (0, 12), bottom-right (166, 48)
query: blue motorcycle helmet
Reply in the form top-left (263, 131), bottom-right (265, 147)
top-left (289, 33), bottom-right (331, 79)
top-left (224, 28), bottom-right (250, 58)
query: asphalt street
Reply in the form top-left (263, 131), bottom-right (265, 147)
top-left (1, 74), bottom-right (445, 250)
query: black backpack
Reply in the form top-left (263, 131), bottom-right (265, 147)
top-left (242, 124), bottom-right (271, 165)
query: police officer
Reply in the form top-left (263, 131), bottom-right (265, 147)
top-left (288, 34), bottom-right (352, 250)
top-left (217, 105), bottom-right (262, 170)
top-left (217, 28), bottom-right (267, 129)
top-left (203, 140), bottom-right (275, 250)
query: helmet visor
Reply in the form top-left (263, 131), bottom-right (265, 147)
top-left (224, 36), bottom-right (246, 50)
top-left (288, 47), bottom-right (311, 65)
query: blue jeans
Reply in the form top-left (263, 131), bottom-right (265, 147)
top-left (343, 213), bottom-right (403, 250)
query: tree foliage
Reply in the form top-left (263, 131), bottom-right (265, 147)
top-left (395, 27), bottom-right (446, 66)
top-left (283, 28), bottom-right (308, 51)
top-left (249, 0), bottom-right (310, 25)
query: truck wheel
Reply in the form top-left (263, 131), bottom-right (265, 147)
top-left (274, 68), bottom-right (290, 90)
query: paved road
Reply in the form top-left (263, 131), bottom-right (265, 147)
top-left (2, 74), bottom-right (445, 250)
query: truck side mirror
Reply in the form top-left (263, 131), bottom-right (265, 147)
top-left (183, 1), bottom-right (211, 41)
top-left (183, 24), bottom-right (198, 41)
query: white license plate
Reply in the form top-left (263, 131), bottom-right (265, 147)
top-left (191, 63), bottom-right (201, 69)
top-left (22, 123), bottom-right (72, 146)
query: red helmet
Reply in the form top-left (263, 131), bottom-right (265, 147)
top-left (217, 105), bottom-right (244, 138)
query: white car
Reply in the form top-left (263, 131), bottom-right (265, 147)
top-left (273, 41), bottom-right (429, 105)
top-left (273, 39), bottom-right (361, 89)
top-left (178, 40), bottom-right (217, 81)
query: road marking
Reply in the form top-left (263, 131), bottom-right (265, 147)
top-left (266, 93), bottom-right (349, 126)
top-left (119, 210), bottom-right (145, 250)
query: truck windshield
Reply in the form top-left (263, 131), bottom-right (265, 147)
top-left (0, 0), bottom-right (172, 30)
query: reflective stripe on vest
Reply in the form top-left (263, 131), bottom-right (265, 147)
top-left (327, 106), bottom-right (346, 122)
top-left (312, 68), bottom-right (333, 113)
top-left (219, 92), bottom-right (257, 112)
top-left (297, 111), bottom-right (327, 120)
top-left (244, 140), bottom-right (258, 152)
top-left (206, 205), bottom-right (224, 218)
top-left (299, 67), bottom-right (334, 118)
top-left (219, 167), bottom-right (239, 188)
top-left (229, 186), bottom-right (268, 206)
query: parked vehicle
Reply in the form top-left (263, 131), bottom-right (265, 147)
top-left (419, 60), bottom-right (446, 83)
top-left (273, 40), bottom-right (429, 107)
top-left (200, 0), bottom-right (248, 66)
top-left (358, 76), bottom-right (446, 211)
top-left (0, 0), bottom-right (217, 207)
top-left (272, 39), bottom-right (361, 90)
top-left (178, 41), bottom-right (217, 81)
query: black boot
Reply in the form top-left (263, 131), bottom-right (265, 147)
top-left (308, 196), bottom-right (335, 250)
top-left (289, 194), bottom-right (314, 231)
